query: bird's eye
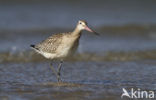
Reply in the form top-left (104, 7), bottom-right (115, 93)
top-left (80, 22), bottom-right (82, 24)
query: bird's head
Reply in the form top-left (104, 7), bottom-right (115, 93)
top-left (77, 20), bottom-right (99, 35)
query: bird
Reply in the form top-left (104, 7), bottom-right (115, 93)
top-left (30, 20), bottom-right (99, 82)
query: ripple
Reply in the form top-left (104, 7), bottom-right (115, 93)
top-left (0, 50), bottom-right (156, 63)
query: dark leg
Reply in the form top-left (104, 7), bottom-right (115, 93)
top-left (50, 62), bottom-right (58, 79)
top-left (49, 61), bottom-right (63, 82)
top-left (57, 60), bottom-right (63, 82)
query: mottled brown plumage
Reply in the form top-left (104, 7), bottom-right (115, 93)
top-left (30, 20), bottom-right (99, 82)
top-left (35, 33), bottom-right (63, 53)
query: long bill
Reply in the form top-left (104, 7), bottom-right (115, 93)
top-left (85, 26), bottom-right (100, 35)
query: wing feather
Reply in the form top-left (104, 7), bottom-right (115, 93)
top-left (35, 33), bottom-right (63, 53)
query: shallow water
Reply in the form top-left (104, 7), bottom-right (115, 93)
top-left (0, 61), bottom-right (156, 100)
top-left (0, 0), bottom-right (156, 100)
top-left (0, 0), bottom-right (156, 30)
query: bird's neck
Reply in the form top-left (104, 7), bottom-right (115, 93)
top-left (72, 27), bottom-right (82, 37)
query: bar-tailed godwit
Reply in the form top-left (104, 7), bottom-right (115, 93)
top-left (30, 20), bottom-right (99, 82)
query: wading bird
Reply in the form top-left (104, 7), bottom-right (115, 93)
top-left (30, 20), bottom-right (99, 82)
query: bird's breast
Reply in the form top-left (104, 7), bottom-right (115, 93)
top-left (56, 35), bottom-right (80, 58)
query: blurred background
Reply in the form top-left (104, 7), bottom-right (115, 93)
top-left (0, 0), bottom-right (156, 100)
top-left (1, 0), bottom-right (156, 60)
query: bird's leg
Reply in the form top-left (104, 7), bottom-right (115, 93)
top-left (57, 60), bottom-right (63, 82)
top-left (49, 62), bottom-right (58, 78)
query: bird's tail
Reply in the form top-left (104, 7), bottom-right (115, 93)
top-left (30, 44), bottom-right (39, 51)
top-left (30, 44), bottom-right (35, 48)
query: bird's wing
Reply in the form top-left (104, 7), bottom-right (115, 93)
top-left (35, 33), bottom-right (63, 53)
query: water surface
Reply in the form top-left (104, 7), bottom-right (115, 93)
top-left (0, 0), bottom-right (156, 100)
